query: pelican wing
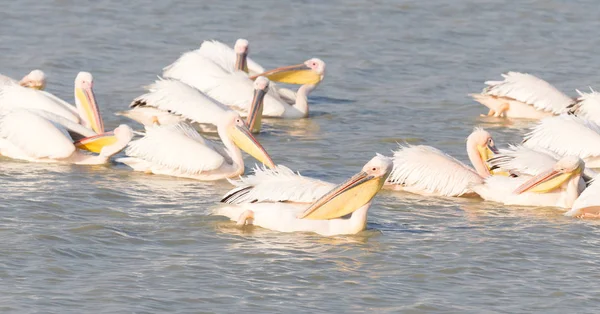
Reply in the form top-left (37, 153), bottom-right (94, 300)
top-left (221, 165), bottom-right (335, 204)
top-left (565, 179), bottom-right (600, 217)
top-left (130, 79), bottom-right (228, 125)
top-left (487, 145), bottom-right (559, 177)
top-left (0, 74), bottom-right (17, 86)
top-left (163, 50), bottom-right (230, 92)
top-left (568, 89), bottom-right (600, 125)
top-left (125, 122), bottom-right (225, 174)
top-left (523, 115), bottom-right (600, 159)
top-left (0, 109), bottom-right (75, 159)
top-left (483, 72), bottom-right (573, 114)
top-left (387, 145), bottom-right (482, 196)
top-left (198, 40), bottom-right (265, 75)
top-left (0, 83), bottom-right (80, 122)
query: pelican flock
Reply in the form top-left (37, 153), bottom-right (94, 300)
top-left (3, 37), bottom-right (600, 237)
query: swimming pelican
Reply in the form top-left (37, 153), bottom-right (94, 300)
top-left (384, 128), bottom-right (499, 197)
top-left (116, 111), bottom-right (275, 180)
top-left (471, 156), bottom-right (585, 209)
top-left (0, 108), bottom-right (133, 164)
top-left (215, 155), bottom-right (393, 236)
top-left (522, 115), bottom-right (600, 168)
top-left (0, 69), bottom-right (46, 90)
top-left (471, 72), bottom-right (573, 119)
top-left (565, 88), bottom-right (600, 125)
top-left (564, 179), bottom-right (600, 218)
top-left (163, 45), bottom-right (324, 119)
top-left (118, 76), bottom-right (270, 133)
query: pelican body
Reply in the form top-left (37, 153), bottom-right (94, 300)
top-left (117, 111), bottom-right (275, 181)
top-left (472, 156), bottom-right (585, 209)
top-left (385, 128), bottom-right (499, 197)
top-left (215, 155), bottom-right (393, 236)
top-left (564, 180), bottom-right (600, 218)
top-left (471, 72), bottom-right (573, 119)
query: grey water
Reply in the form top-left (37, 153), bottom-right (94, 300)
top-left (1, 0), bottom-right (600, 313)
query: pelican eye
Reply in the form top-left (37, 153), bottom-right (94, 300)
top-left (372, 167), bottom-right (378, 171)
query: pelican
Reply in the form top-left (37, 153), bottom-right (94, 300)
top-left (0, 69), bottom-right (46, 90)
top-left (162, 44), bottom-right (324, 119)
top-left (118, 76), bottom-right (270, 133)
top-left (385, 128), bottom-right (499, 197)
top-left (116, 111), bottom-right (275, 180)
top-left (471, 72), bottom-right (573, 119)
top-left (564, 179), bottom-right (600, 218)
top-left (565, 88), bottom-right (600, 125)
top-left (215, 155), bottom-right (393, 236)
top-left (0, 108), bottom-right (133, 164)
top-left (522, 115), bottom-right (600, 168)
top-left (471, 156), bottom-right (585, 209)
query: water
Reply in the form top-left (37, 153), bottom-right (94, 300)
top-left (1, 0), bottom-right (600, 312)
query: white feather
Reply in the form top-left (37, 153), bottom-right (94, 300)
top-left (0, 109), bottom-right (75, 159)
top-left (222, 165), bottom-right (335, 204)
top-left (483, 72), bottom-right (573, 114)
top-left (569, 89), bottom-right (600, 125)
top-left (487, 145), bottom-right (559, 177)
top-left (523, 115), bottom-right (600, 160)
top-left (387, 145), bottom-right (482, 197)
top-left (565, 179), bottom-right (600, 217)
top-left (197, 40), bottom-right (265, 75)
top-left (130, 78), bottom-right (228, 125)
top-left (0, 83), bottom-right (80, 123)
top-left (124, 122), bottom-right (225, 175)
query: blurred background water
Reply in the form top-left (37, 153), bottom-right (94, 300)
top-left (1, 0), bottom-right (600, 312)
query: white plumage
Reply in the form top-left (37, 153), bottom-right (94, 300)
top-left (130, 78), bottom-right (229, 126)
top-left (123, 123), bottom-right (225, 175)
top-left (0, 83), bottom-right (80, 123)
top-left (487, 145), bottom-right (560, 177)
top-left (386, 145), bottom-right (482, 197)
top-left (222, 165), bottom-right (335, 204)
top-left (482, 72), bottom-right (573, 114)
top-left (522, 115), bottom-right (600, 167)
top-left (565, 179), bottom-right (600, 217)
top-left (567, 89), bottom-right (600, 125)
top-left (197, 40), bottom-right (265, 75)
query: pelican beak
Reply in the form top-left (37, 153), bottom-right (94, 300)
top-left (74, 132), bottom-right (118, 153)
top-left (235, 52), bottom-right (248, 73)
top-left (246, 88), bottom-right (267, 134)
top-left (298, 171), bottom-right (386, 220)
top-left (514, 167), bottom-right (581, 194)
top-left (229, 124), bottom-right (275, 168)
top-left (250, 64), bottom-right (322, 85)
top-left (75, 85), bottom-right (104, 133)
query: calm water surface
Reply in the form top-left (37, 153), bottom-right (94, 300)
top-left (2, 0), bottom-right (600, 313)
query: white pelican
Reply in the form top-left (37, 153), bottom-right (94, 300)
top-left (522, 115), bottom-right (600, 168)
top-left (471, 72), bottom-right (573, 119)
top-left (215, 155), bottom-right (393, 236)
top-left (471, 156), bottom-right (585, 209)
top-left (0, 69), bottom-right (46, 90)
top-left (384, 128), bottom-right (499, 197)
top-left (565, 89), bottom-right (600, 125)
top-left (118, 76), bottom-right (270, 133)
top-left (0, 108), bottom-right (133, 164)
top-left (116, 111), bottom-right (275, 180)
top-left (162, 45), bottom-right (324, 119)
top-left (564, 179), bottom-right (600, 218)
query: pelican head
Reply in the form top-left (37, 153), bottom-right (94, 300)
top-left (252, 58), bottom-right (326, 85)
top-left (74, 72), bottom-right (103, 134)
top-left (246, 76), bottom-right (270, 134)
top-left (19, 69), bottom-right (46, 90)
top-left (234, 38), bottom-right (249, 72)
top-left (298, 154), bottom-right (393, 220)
top-left (514, 156), bottom-right (584, 194)
top-left (466, 127), bottom-right (499, 177)
top-left (221, 111), bottom-right (275, 169)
